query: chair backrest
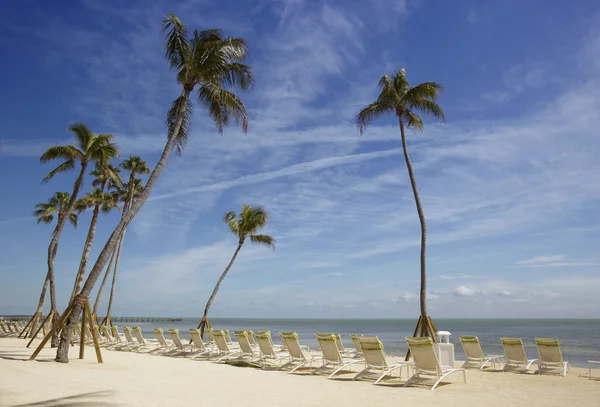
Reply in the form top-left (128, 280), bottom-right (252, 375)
top-left (206, 328), bottom-right (216, 343)
top-left (154, 328), bottom-right (169, 346)
top-left (359, 335), bottom-right (387, 368)
top-left (168, 328), bottom-right (184, 349)
top-left (133, 327), bottom-right (146, 345)
top-left (350, 334), bottom-right (363, 355)
top-left (189, 329), bottom-right (207, 351)
top-left (101, 325), bottom-right (113, 341)
top-left (460, 335), bottom-right (485, 360)
top-left (255, 331), bottom-right (277, 357)
top-left (501, 337), bottom-right (527, 363)
top-left (223, 329), bottom-right (233, 344)
top-left (111, 326), bottom-right (122, 342)
top-left (406, 337), bottom-right (441, 372)
top-left (123, 327), bottom-right (135, 343)
top-left (234, 330), bottom-right (255, 356)
top-left (212, 330), bottom-right (231, 352)
top-left (280, 332), bottom-right (305, 360)
top-left (316, 333), bottom-right (343, 363)
top-left (536, 338), bottom-right (563, 364)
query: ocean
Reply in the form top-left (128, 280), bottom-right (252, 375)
top-left (121, 318), bottom-right (599, 367)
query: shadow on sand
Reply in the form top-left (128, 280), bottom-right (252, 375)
top-left (13, 391), bottom-right (121, 407)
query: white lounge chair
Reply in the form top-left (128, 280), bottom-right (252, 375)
top-left (167, 328), bottom-right (195, 354)
top-left (404, 337), bottom-right (466, 391)
top-left (353, 335), bottom-right (412, 384)
top-left (188, 329), bottom-right (215, 359)
top-left (313, 333), bottom-right (362, 378)
top-left (350, 334), bottom-right (364, 358)
top-left (459, 336), bottom-right (503, 370)
top-left (212, 330), bottom-right (242, 362)
top-left (255, 330), bottom-right (288, 365)
top-left (234, 330), bottom-right (260, 360)
top-left (153, 328), bottom-right (175, 352)
top-left (536, 338), bottom-right (569, 376)
top-left (501, 337), bottom-right (538, 373)
top-left (132, 326), bottom-right (157, 351)
top-left (122, 326), bottom-right (138, 349)
top-left (279, 331), bottom-right (322, 373)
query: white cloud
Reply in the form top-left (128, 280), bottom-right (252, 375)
top-left (516, 255), bottom-right (594, 268)
top-left (453, 286), bottom-right (477, 297)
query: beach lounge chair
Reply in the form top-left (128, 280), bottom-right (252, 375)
top-left (212, 330), bottom-right (242, 362)
top-left (1, 322), bottom-right (15, 336)
top-left (234, 330), bottom-right (260, 360)
top-left (459, 336), bottom-right (503, 370)
top-left (404, 337), bottom-right (466, 391)
top-left (132, 326), bottom-right (157, 351)
top-left (153, 328), bottom-right (175, 352)
top-left (110, 326), bottom-right (125, 348)
top-left (205, 328), bottom-right (216, 345)
top-left (501, 337), bottom-right (538, 373)
top-left (536, 338), bottom-right (569, 376)
top-left (280, 332), bottom-right (322, 373)
top-left (255, 330), bottom-right (288, 365)
top-left (352, 335), bottom-right (412, 384)
top-left (167, 328), bottom-right (196, 354)
top-left (313, 333), bottom-right (361, 378)
top-left (350, 334), bottom-right (364, 358)
top-left (188, 329), bottom-right (214, 359)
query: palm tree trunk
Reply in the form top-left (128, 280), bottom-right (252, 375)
top-left (70, 204), bottom-right (101, 302)
top-left (399, 118), bottom-right (428, 319)
top-left (105, 229), bottom-right (125, 324)
top-left (47, 162), bottom-right (88, 347)
top-left (199, 242), bottom-right (244, 338)
top-left (55, 90), bottom-right (190, 362)
top-left (93, 245), bottom-right (117, 315)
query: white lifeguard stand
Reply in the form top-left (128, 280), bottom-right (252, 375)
top-left (435, 330), bottom-right (456, 368)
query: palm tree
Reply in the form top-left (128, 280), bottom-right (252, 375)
top-left (40, 123), bottom-right (118, 346)
top-left (93, 178), bottom-right (145, 318)
top-left (199, 204), bottom-right (274, 337)
top-left (70, 165), bottom-right (122, 301)
top-left (55, 13), bottom-right (253, 362)
top-left (28, 192), bottom-right (78, 337)
top-left (355, 68), bottom-right (445, 338)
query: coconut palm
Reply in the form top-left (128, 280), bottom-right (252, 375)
top-left (93, 177), bottom-right (144, 319)
top-left (198, 204), bottom-right (275, 337)
top-left (355, 68), bottom-right (444, 337)
top-left (70, 165), bottom-right (122, 301)
top-left (39, 125), bottom-right (118, 346)
top-left (28, 192), bottom-right (78, 337)
top-left (56, 13), bottom-right (253, 362)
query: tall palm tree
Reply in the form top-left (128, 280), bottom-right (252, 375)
top-left (70, 165), bottom-right (122, 301)
top-left (56, 13), bottom-right (253, 362)
top-left (355, 68), bottom-right (444, 337)
top-left (30, 192), bottom-right (78, 337)
top-left (199, 204), bottom-right (275, 337)
top-left (93, 178), bottom-right (145, 318)
top-left (40, 123), bottom-right (119, 347)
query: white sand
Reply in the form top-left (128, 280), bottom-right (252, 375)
top-left (1, 337), bottom-right (599, 406)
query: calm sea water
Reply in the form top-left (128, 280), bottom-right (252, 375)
top-left (122, 318), bottom-right (599, 367)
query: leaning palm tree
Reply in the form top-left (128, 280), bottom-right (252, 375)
top-left (54, 13), bottom-right (253, 362)
top-left (25, 192), bottom-right (78, 338)
top-left (355, 68), bottom-right (445, 340)
top-left (93, 178), bottom-right (145, 319)
top-left (198, 204), bottom-right (275, 337)
top-left (70, 187), bottom-right (120, 301)
top-left (39, 124), bottom-right (118, 346)
top-left (70, 164), bottom-right (122, 301)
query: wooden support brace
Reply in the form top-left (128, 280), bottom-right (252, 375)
top-left (85, 302), bottom-right (103, 363)
top-left (29, 304), bottom-right (73, 361)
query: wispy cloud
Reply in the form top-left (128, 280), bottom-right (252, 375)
top-left (516, 255), bottom-right (594, 268)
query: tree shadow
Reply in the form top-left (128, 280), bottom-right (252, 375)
top-left (13, 391), bottom-right (121, 406)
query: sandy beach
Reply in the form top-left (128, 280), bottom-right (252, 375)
top-left (1, 337), bottom-right (599, 407)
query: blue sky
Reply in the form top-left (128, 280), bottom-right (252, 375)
top-left (1, 0), bottom-right (599, 318)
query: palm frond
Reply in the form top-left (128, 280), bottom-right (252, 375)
top-left (224, 210), bottom-right (241, 236)
top-left (249, 234), bottom-right (275, 250)
top-left (405, 81), bottom-right (444, 101)
top-left (376, 74), bottom-right (400, 104)
top-left (409, 98), bottom-right (446, 122)
top-left (40, 145), bottom-right (79, 163)
top-left (42, 160), bottom-right (75, 183)
top-left (218, 62), bottom-right (254, 91)
top-left (89, 134), bottom-right (120, 165)
top-left (197, 82), bottom-right (248, 133)
top-left (69, 212), bottom-right (78, 227)
top-left (166, 94), bottom-right (193, 155)
top-left (162, 13), bottom-right (190, 71)
top-left (355, 101), bottom-right (395, 135)
top-left (404, 111), bottom-right (424, 132)
top-left (68, 122), bottom-right (95, 152)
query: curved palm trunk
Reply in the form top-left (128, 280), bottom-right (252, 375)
top-left (70, 204), bottom-right (101, 302)
top-left (399, 118), bottom-right (428, 318)
top-left (104, 230), bottom-right (125, 325)
top-left (56, 90), bottom-right (190, 362)
top-left (93, 246), bottom-right (117, 315)
top-left (199, 242), bottom-right (243, 338)
top-left (47, 163), bottom-right (88, 347)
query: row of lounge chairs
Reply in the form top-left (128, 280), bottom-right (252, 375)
top-left (0, 320), bottom-right (25, 336)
